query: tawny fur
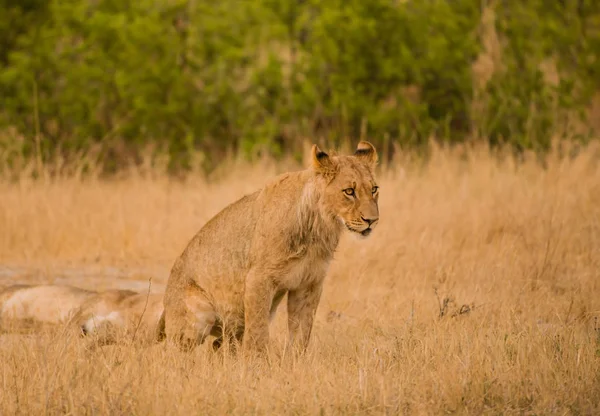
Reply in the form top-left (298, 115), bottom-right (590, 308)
top-left (159, 142), bottom-right (380, 353)
top-left (73, 289), bottom-right (164, 346)
top-left (0, 284), bottom-right (96, 329)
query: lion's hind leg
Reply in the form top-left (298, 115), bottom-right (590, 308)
top-left (164, 282), bottom-right (217, 352)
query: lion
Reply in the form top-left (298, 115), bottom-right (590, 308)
top-left (0, 284), bottom-right (96, 331)
top-left (74, 289), bottom-right (164, 346)
top-left (159, 141), bottom-right (380, 353)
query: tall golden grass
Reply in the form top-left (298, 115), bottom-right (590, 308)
top-left (0, 142), bottom-right (599, 414)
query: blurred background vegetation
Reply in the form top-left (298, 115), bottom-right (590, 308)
top-left (0, 0), bottom-right (599, 173)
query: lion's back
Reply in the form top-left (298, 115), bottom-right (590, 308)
top-left (0, 284), bottom-right (95, 324)
top-left (167, 171), bottom-right (309, 310)
top-left (176, 190), bottom-right (261, 283)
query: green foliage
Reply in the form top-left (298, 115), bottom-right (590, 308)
top-left (0, 0), bottom-right (48, 65)
top-left (479, 0), bottom-right (600, 151)
top-left (0, 0), bottom-right (598, 171)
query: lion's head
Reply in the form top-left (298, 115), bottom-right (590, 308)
top-left (311, 141), bottom-right (380, 238)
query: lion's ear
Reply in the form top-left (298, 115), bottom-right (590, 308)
top-left (310, 144), bottom-right (336, 174)
top-left (354, 141), bottom-right (378, 169)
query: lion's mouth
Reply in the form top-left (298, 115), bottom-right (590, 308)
top-left (345, 224), bottom-right (373, 237)
top-left (360, 228), bottom-right (372, 237)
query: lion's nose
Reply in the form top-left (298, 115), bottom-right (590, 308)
top-left (361, 216), bottom-right (378, 226)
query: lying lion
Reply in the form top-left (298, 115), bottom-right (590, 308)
top-left (73, 289), bottom-right (164, 346)
top-left (0, 284), bottom-right (96, 331)
top-left (159, 141), bottom-right (380, 353)
top-left (0, 284), bottom-right (163, 346)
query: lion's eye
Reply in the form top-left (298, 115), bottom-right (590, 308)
top-left (372, 186), bottom-right (379, 194)
top-left (343, 188), bottom-right (355, 197)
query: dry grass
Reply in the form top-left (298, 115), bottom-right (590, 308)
top-left (1, 142), bottom-right (599, 415)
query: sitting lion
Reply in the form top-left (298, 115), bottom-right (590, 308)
top-left (159, 141), bottom-right (380, 353)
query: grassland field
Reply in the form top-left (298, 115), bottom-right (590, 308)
top-left (0, 141), bottom-right (599, 415)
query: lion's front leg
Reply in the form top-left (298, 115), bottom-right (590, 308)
top-left (243, 270), bottom-right (275, 354)
top-left (287, 282), bottom-right (323, 352)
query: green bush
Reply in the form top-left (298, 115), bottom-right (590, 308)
top-left (480, 0), bottom-right (600, 151)
top-left (0, 0), bottom-right (598, 172)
